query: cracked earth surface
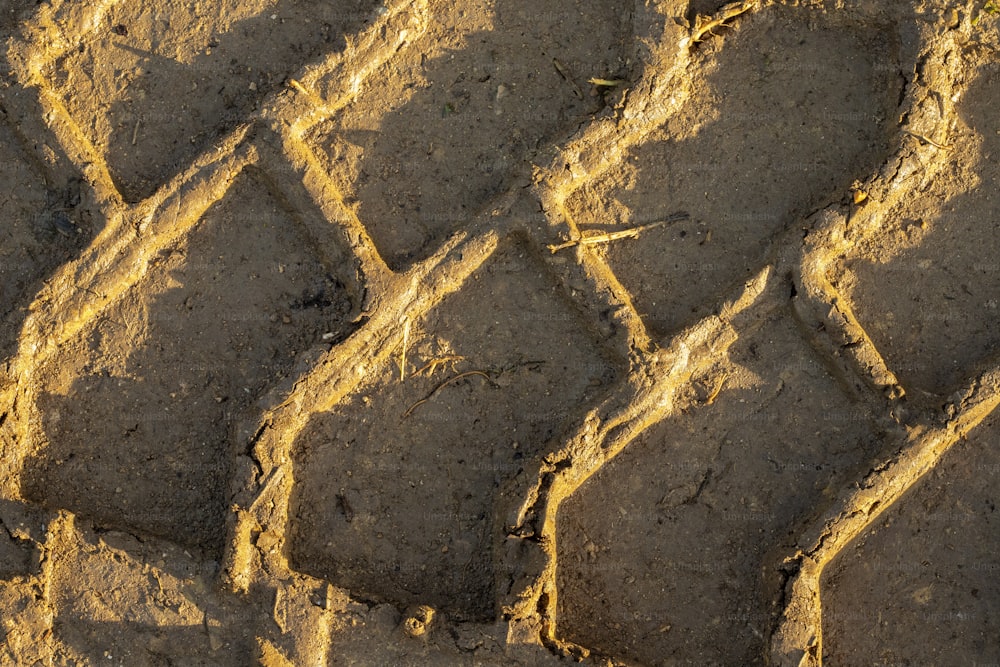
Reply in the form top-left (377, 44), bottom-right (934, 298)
top-left (0, 0), bottom-right (998, 665)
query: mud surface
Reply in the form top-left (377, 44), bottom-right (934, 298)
top-left (0, 1), bottom-right (998, 665)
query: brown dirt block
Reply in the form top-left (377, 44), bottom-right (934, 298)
top-left (822, 411), bottom-right (1000, 665)
top-left (0, 531), bottom-right (33, 581)
top-left (288, 239), bottom-right (617, 621)
top-left (48, 523), bottom-right (259, 665)
top-left (22, 171), bottom-right (354, 556)
top-left (50, 0), bottom-right (379, 203)
top-left (556, 310), bottom-right (879, 665)
top-left (566, 4), bottom-right (900, 338)
top-left (306, 0), bottom-right (631, 270)
top-left (841, 66), bottom-right (1000, 397)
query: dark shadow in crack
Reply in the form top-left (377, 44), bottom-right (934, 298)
top-left (0, 499), bottom-right (41, 580)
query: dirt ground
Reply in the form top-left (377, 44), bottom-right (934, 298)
top-left (0, 0), bottom-right (998, 665)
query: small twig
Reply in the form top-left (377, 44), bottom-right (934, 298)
top-left (289, 78), bottom-right (322, 106)
top-left (691, 0), bottom-right (758, 44)
top-left (399, 317), bottom-right (410, 381)
top-left (548, 213), bottom-right (689, 253)
top-left (131, 119), bottom-right (141, 146)
top-left (414, 355), bottom-right (465, 377)
top-left (903, 130), bottom-right (951, 150)
top-left (404, 370), bottom-right (495, 418)
top-left (588, 77), bottom-right (627, 87)
top-left (706, 373), bottom-right (728, 405)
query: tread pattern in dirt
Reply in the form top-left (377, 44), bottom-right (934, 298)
top-left (0, 0), bottom-right (997, 665)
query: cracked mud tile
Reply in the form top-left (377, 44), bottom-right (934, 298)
top-left (556, 309), bottom-right (879, 665)
top-left (288, 239), bottom-right (617, 621)
top-left (23, 171), bottom-right (354, 556)
top-left (839, 65), bottom-right (1000, 398)
top-left (48, 0), bottom-right (379, 202)
top-left (306, 0), bottom-right (630, 270)
top-left (822, 409), bottom-right (1000, 665)
top-left (565, 4), bottom-right (902, 338)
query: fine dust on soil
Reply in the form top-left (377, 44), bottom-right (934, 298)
top-left (45, 525), bottom-right (261, 665)
top-left (0, 0), bottom-right (998, 665)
